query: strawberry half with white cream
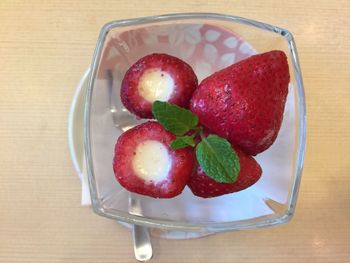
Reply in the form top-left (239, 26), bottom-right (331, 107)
top-left (121, 53), bottom-right (198, 118)
top-left (113, 121), bottom-right (195, 198)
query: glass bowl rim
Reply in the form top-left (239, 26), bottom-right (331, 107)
top-left (84, 12), bottom-right (306, 232)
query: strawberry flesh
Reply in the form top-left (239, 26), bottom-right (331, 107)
top-left (188, 146), bottom-right (262, 198)
top-left (190, 50), bottom-right (290, 155)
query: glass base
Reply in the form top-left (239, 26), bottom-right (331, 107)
top-left (117, 221), bottom-right (213, 239)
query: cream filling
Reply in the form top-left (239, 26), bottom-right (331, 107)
top-left (138, 69), bottom-right (174, 102)
top-left (132, 140), bottom-right (172, 183)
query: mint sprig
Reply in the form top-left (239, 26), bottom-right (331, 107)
top-left (152, 101), bottom-right (198, 136)
top-left (196, 134), bottom-right (240, 183)
top-left (152, 101), bottom-right (240, 183)
top-left (170, 135), bottom-right (196, 149)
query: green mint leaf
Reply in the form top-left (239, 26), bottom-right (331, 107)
top-left (195, 134), bottom-right (240, 183)
top-left (152, 101), bottom-right (198, 136)
top-left (170, 135), bottom-right (196, 149)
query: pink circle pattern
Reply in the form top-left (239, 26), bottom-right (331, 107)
top-left (98, 23), bottom-right (256, 81)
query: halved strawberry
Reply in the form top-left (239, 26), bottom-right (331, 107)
top-left (113, 121), bottom-right (195, 198)
top-left (188, 146), bottom-right (262, 198)
top-left (121, 53), bottom-right (198, 118)
top-left (190, 50), bottom-right (290, 155)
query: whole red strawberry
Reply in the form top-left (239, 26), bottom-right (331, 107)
top-left (190, 50), bottom-right (290, 155)
top-left (121, 53), bottom-right (198, 119)
top-left (188, 146), bottom-right (262, 198)
top-left (113, 121), bottom-right (195, 198)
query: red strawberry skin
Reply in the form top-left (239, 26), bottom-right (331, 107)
top-left (113, 121), bottom-right (195, 198)
top-left (190, 50), bottom-right (290, 155)
top-left (121, 53), bottom-right (198, 119)
top-left (188, 147), bottom-right (262, 198)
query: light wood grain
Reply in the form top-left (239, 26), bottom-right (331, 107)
top-left (1, 0), bottom-right (349, 262)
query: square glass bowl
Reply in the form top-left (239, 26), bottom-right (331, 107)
top-left (84, 13), bottom-right (306, 233)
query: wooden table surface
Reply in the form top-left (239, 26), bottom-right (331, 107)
top-left (1, 0), bottom-right (349, 262)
